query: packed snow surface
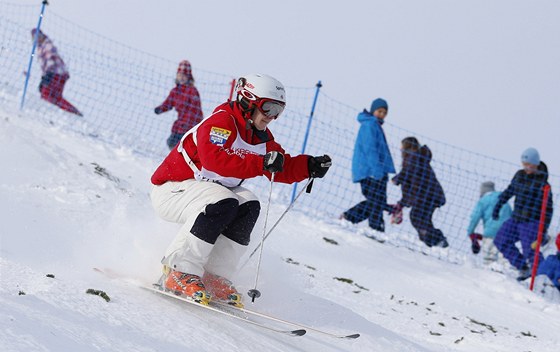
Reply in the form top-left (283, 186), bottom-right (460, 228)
top-left (1, 112), bottom-right (559, 351)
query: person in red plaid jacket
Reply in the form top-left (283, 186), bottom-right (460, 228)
top-left (154, 60), bottom-right (204, 149)
top-left (31, 29), bottom-right (82, 116)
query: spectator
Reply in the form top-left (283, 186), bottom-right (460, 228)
top-left (536, 233), bottom-right (560, 292)
top-left (493, 148), bottom-right (554, 281)
top-left (341, 98), bottom-right (396, 233)
top-left (467, 181), bottom-right (512, 263)
top-left (150, 74), bottom-right (332, 307)
top-left (392, 137), bottom-right (448, 248)
top-left (31, 28), bottom-right (82, 116)
top-left (155, 60), bottom-right (204, 149)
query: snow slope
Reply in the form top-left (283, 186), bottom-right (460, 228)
top-left (1, 111), bottom-right (559, 352)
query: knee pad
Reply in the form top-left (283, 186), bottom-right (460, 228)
top-left (222, 200), bottom-right (261, 245)
top-left (190, 198), bottom-right (239, 244)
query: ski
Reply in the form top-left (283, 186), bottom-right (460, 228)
top-left (142, 285), bottom-right (306, 337)
top-left (212, 301), bottom-right (360, 339)
top-left (93, 268), bottom-right (358, 339)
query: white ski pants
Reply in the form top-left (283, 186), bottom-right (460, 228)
top-left (151, 179), bottom-right (260, 278)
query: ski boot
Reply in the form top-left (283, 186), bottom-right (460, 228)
top-left (162, 267), bottom-right (211, 305)
top-left (203, 272), bottom-right (243, 308)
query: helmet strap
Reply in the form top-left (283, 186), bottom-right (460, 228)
top-left (237, 98), bottom-right (255, 129)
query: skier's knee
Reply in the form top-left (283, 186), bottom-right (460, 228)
top-left (190, 198), bottom-right (239, 244)
top-left (222, 200), bottom-right (261, 245)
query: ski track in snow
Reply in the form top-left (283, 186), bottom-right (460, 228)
top-left (1, 111), bottom-right (560, 351)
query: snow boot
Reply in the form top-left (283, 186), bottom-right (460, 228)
top-left (164, 269), bottom-right (210, 305)
top-left (203, 272), bottom-right (243, 308)
top-left (516, 264), bottom-right (532, 282)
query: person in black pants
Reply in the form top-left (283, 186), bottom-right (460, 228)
top-left (342, 98), bottom-right (396, 232)
top-left (392, 137), bottom-right (448, 247)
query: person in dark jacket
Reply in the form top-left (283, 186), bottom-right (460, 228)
top-left (342, 98), bottom-right (396, 232)
top-left (155, 60), bottom-right (204, 149)
top-left (493, 148), bottom-right (554, 281)
top-left (392, 137), bottom-right (448, 248)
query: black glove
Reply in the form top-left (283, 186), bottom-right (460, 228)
top-left (469, 233), bottom-right (483, 254)
top-left (308, 155), bottom-right (332, 178)
top-left (154, 107), bottom-right (163, 114)
top-left (263, 151), bottom-right (284, 173)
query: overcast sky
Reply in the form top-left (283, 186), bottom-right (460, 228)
top-left (21, 0), bottom-right (560, 174)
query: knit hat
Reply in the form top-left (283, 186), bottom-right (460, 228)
top-left (177, 60), bottom-right (192, 76)
top-left (521, 147), bottom-right (540, 165)
top-left (30, 28), bottom-right (45, 38)
top-left (370, 98), bottom-right (388, 114)
top-left (480, 181), bottom-right (495, 198)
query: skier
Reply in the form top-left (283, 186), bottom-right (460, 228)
top-left (150, 73), bottom-right (332, 306)
top-left (31, 28), bottom-right (82, 116)
top-left (492, 148), bottom-right (553, 281)
top-left (467, 181), bottom-right (512, 262)
top-left (341, 98), bottom-right (396, 233)
top-left (154, 60), bottom-right (204, 149)
top-left (391, 137), bottom-right (448, 248)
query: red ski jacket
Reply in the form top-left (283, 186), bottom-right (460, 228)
top-left (156, 84), bottom-right (204, 134)
top-left (151, 101), bottom-right (310, 186)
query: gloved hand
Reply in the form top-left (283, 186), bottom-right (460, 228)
top-left (390, 203), bottom-right (403, 225)
top-left (154, 107), bottom-right (163, 114)
top-left (263, 151), bottom-right (284, 173)
top-left (308, 155), bottom-right (332, 178)
top-left (469, 233), bottom-right (483, 254)
top-left (531, 233), bottom-right (551, 250)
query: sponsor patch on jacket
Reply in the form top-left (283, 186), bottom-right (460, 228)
top-left (209, 127), bottom-right (231, 145)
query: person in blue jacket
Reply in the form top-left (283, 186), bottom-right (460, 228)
top-left (342, 98), bottom-right (396, 232)
top-left (467, 181), bottom-right (512, 262)
top-left (392, 137), bottom-right (448, 247)
top-left (493, 148), bottom-right (554, 281)
top-left (537, 234), bottom-right (560, 292)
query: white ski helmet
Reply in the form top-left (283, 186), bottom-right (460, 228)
top-left (236, 73), bottom-right (286, 118)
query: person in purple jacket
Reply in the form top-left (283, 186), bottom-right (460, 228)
top-left (392, 137), bottom-right (448, 248)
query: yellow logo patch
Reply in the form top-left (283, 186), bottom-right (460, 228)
top-left (209, 127), bottom-right (232, 146)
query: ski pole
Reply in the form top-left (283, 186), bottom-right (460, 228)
top-left (242, 177), bottom-right (314, 269)
top-left (247, 172), bottom-right (275, 302)
top-left (21, 0), bottom-right (49, 110)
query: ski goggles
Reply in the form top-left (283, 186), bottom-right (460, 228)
top-left (255, 99), bottom-right (285, 119)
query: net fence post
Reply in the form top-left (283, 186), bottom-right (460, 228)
top-left (290, 80), bottom-right (322, 203)
top-left (20, 0), bottom-right (49, 110)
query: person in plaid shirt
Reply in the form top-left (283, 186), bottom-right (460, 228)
top-left (31, 29), bottom-right (82, 116)
top-left (154, 60), bottom-right (204, 149)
